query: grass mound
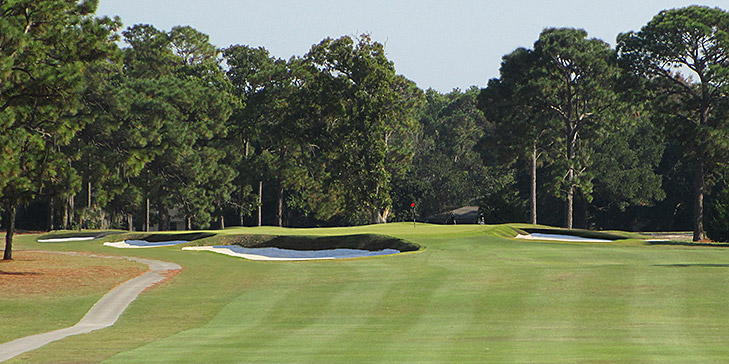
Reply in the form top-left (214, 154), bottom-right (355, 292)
top-left (194, 233), bottom-right (420, 252)
top-left (38, 231), bottom-right (122, 241)
top-left (124, 232), bottom-right (216, 242)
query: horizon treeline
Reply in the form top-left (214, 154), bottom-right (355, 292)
top-left (2, 2), bottom-right (729, 259)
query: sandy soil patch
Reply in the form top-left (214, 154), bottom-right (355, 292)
top-left (0, 251), bottom-right (146, 297)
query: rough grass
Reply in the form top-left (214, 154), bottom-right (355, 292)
top-left (5, 223), bottom-right (729, 363)
top-left (0, 248), bottom-right (146, 344)
top-left (0, 251), bottom-right (145, 297)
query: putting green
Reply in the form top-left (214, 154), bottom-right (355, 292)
top-left (5, 224), bottom-right (729, 363)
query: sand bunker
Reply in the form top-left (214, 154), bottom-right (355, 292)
top-left (37, 237), bottom-right (96, 243)
top-left (182, 245), bottom-right (401, 261)
top-left (104, 240), bottom-right (189, 248)
top-left (515, 233), bottom-right (614, 243)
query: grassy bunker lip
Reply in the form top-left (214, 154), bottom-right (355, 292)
top-left (183, 233), bottom-right (419, 261)
top-left (37, 231), bottom-right (122, 242)
top-left (192, 233), bottom-right (421, 252)
top-left (103, 232), bottom-right (217, 248)
top-left (122, 232), bottom-right (216, 243)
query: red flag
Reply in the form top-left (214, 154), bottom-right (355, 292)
top-left (411, 202), bottom-right (415, 208)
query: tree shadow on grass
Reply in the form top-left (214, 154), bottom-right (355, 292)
top-left (654, 264), bottom-right (729, 268)
top-left (647, 241), bottom-right (729, 248)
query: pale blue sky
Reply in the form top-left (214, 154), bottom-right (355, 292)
top-left (97, 0), bottom-right (729, 92)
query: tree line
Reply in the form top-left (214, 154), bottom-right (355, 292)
top-left (2, 2), bottom-right (728, 259)
top-left (480, 6), bottom-right (729, 243)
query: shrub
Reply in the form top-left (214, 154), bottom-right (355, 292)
top-left (707, 182), bottom-right (729, 243)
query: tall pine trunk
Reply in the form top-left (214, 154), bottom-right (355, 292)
top-left (565, 184), bottom-right (574, 229)
top-left (159, 203), bottom-right (169, 231)
top-left (565, 125), bottom-right (576, 229)
top-left (692, 108), bottom-right (709, 242)
top-left (64, 195), bottom-right (74, 230)
top-left (62, 198), bottom-right (68, 230)
top-left (127, 214), bottom-right (133, 231)
top-left (3, 203), bottom-right (16, 260)
top-left (239, 187), bottom-right (246, 226)
top-left (530, 142), bottom-right (537, 225)
top-left (693, 159), bottom-right (705, 241)
top-left (276, 181), bottom-right (283, 227)
top-left (257, 180), bottom-right (263, 227)
top-left (48, 197), bottom-right (55, 231)
top-left (84, 181), bottom-right (92, 229)
top-left (144, 197), bottom-right (150, 232)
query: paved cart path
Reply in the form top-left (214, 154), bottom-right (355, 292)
top-left (0, 253), bottom-right (181, 362)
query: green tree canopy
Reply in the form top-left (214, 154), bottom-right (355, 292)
top-left (120, 24), bottom-right (234, 230)
top-left (0, 0), bottom-right (120, 259)
top-left (399, 87), bottom-right (491, 220)
top-left (223, 45), bottom-right (320, 227)
top-left (478, 47), bottom-right (558, 225)
top-left (618, 5), bottom-right (729, 241)
top-left (479, 28), bottom-right (664, 229)
top-left (304, 35), bottom-right (424, 224)
top-left (533, 28), bottom-right (625, 228)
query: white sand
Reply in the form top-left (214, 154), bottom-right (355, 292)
top-left (38, 237), bottom-right (96, 242)
top-left (515, 233), bottom-right (614, 243)
top-left (104, 240), bottom-right (189, 248)
top-left (182, 246), bottom-right (401, 261)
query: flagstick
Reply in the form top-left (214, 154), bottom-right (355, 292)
top-left (411, 203), bottom-right (416, 228)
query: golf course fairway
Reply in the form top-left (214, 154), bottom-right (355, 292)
top-left (3, 223), bottom-right (729, 363)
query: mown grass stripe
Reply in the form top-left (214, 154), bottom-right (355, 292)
top-left (99, 266), bottom-right (292, 362)
top-left (298, 261), bottom-right (401, 362)
top-left (241, 262), bottom-right (366, 361)
top-left (369, 267), bottom-right (452, 362)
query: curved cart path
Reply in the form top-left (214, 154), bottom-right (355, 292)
top-left (0, 252), bottom-right (181, 362)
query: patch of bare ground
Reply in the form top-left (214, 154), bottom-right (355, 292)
top-left (144, 268), bottom-right (183, 292)
top-left (0, 250), bottom-right (146, 297)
